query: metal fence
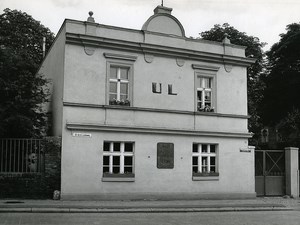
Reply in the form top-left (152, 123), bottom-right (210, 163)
top-left (0, 139), bottom-right (44, 174)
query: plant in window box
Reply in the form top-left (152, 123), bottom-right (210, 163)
top-left (109, 98), bottom-right (130, 106)
top-left (198, 105), bottom-right (214, 112)
top-left (121, 99), bottom-right (130, 106)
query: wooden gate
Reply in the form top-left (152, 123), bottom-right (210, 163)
top-left (255, 150), bottom-right (285, 196)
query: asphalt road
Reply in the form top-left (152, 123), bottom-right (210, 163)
top-left (0, 211), bottom-right (299, 225)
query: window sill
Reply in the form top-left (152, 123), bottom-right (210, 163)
top-left (102, 173), bottom-right (135, 182)
top-left (195, 111), bottom-right (218, 116)
top-left (192, 172), bottom-right (219, 181)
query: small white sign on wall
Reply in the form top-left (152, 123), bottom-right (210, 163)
top-left (72, 132), bottom-right (92, 138)
top-left (240, 147), bottom-right (252, 153)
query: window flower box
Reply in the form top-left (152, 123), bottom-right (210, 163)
top-left (192, 172), bottom-right (219, 181)
top-left (109, 99), bottom-right (130, 106)
top-left (103, 173), bottom-right (135, 178)
top-left (193, 172), bottom-right (219, 177)
top-left (198, 105), bottom-right (214, 112)
top-left (102, 172), bottom-right (135, 182)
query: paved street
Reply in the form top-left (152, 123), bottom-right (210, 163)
top-left (1, 211), bottom-right (300, 225)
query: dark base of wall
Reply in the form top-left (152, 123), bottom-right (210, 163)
top-left (0, 175), bottom-right (48, 199)
top-left (61, 192), bottom-right (256, 201)
top-left (0, 137), bottom-right (61, 199)
top-left (0, 177), bottom-right (60, 199)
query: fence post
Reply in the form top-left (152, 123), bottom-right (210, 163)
top-left (285, 147), bottom-right (299, 198)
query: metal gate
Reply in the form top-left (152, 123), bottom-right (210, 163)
top-left (0, 139), bottom-right (44, 174)
top-left (255, 150), bottom-right (285, 196)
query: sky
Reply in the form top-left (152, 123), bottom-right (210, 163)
top-left (1, 0), bottom-right (300, 51)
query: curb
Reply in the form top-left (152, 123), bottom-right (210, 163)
top-left (0, 206), bottom-right (293, 213)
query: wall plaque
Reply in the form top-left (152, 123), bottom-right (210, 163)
top-left (72, 132), bottom-right (92, 138)
top-left (157, 143), bottom-right (174, 169)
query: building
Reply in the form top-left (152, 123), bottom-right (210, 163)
top-left (38, 5), bottom-right (256, 200)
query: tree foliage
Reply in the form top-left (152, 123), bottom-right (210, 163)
top-left (261, 22), bottom-right (300, 145)
top-left (199, 23), bottom-right (266, 140)
top-left (0, 8), bottom-right (55, 138)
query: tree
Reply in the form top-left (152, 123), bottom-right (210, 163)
top-left (261, 23), bottom-right (300, 146)
top-left (0, 8), bottom-right (55, 138)
top-left (199, 23), bottom-right (266, 143)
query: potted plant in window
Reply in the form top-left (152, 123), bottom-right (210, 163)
top-left (198, 105), bottom-right (214, 112)
top-left (109, 98), bottom-right (130, 106)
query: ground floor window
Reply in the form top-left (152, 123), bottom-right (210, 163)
top-left (192, 143), bottom-right (219, 180)
top-left (102, 141), bottom-right (134, 179)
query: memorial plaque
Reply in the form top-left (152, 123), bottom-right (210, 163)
top-left (157, 143), bottom-right (174, 169)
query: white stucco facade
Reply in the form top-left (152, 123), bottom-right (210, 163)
top-left (38, 5), bottom-right (256, 200)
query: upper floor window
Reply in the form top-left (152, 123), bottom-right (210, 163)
top-left (109, 66), bottom-right (130, 106)
top-left (192, 64), bottom-right (219, 113)
top-left (104, 52), bottom-right (137, 107)
top-left (197, 76), bottom-right (214, 112)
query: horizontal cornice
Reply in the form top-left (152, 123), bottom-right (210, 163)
top-left (192, 64), bottom-right (220, 72)
top-left (66, 122), bottom-right (252, 139)
top-left (64, 20), bottom-right (247, 49)
top-left (63, 102), bottom-right (250, 119)
top-left (65, 33), bottom-right (256, 67)
top-left (103, 52), bottom-right (138, 61)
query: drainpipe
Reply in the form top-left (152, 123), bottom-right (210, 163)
top-left (42, 37), bottom-right (46, 58)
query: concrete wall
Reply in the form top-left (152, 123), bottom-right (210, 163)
top-left (146, 15), bottom-right (183, 36)
top-left (285, 147), bottom-right (299, 197)
top-left (61, 130), bottom-right (254, 199)
top-left (38, 25), bottom-right (66, 136)
top-left (63, 45), bottom-right (105, 105)
top-left (63, 107), bottom-right (247, 134)
top-left (64, 21), bottom-right (246, 58)
top-left (63, 46), bottom-right (248, 131)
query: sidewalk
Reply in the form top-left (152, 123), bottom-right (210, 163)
top-left (0, 197), bottom-right (299, 213)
